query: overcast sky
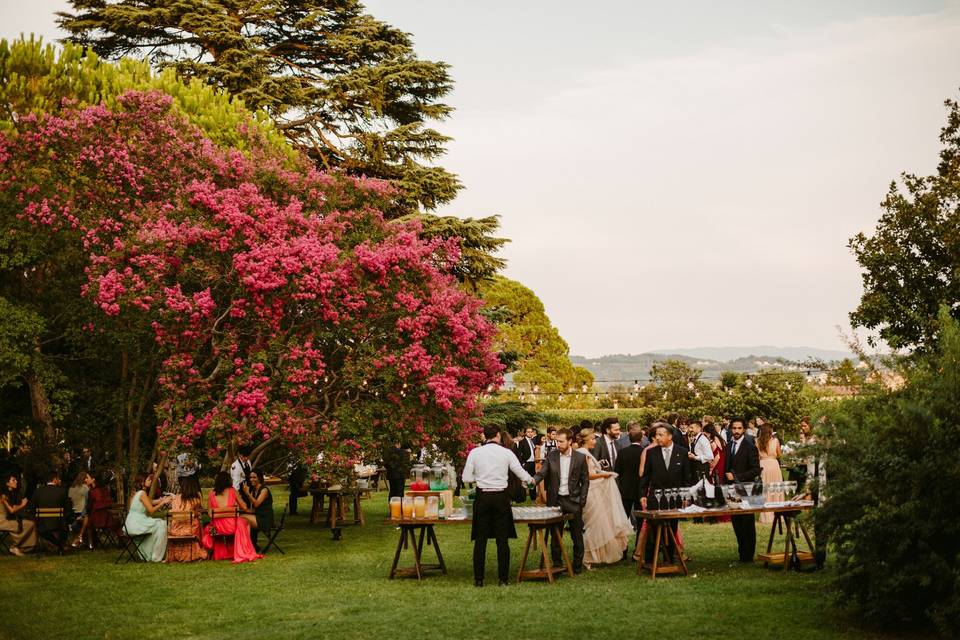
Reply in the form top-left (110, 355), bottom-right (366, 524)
top-left (4, 1), bottom-right (960, 356)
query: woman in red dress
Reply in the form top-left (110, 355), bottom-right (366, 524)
top-left (704, 423), bottom-right (730, 523)
top-left (201, 471), bottom-right (262, 563)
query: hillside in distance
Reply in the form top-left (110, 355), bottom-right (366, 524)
top-left (571, 346), bottom-right (854, 387)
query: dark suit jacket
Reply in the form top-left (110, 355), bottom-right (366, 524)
top-left (32, 484), bottom-right (71, 533)
top-left (533, 449), bottom-right (589, 507)
top-left (515, 437), bottom-right (537, 466)
top-left (592, 436), bottom-right (626, 468)
top-left (638, 445), bottom-right (694, 498)
top-left (613, 443), bottom-right (644, 501)
top-left (726, 436), bottom-right (761, 483)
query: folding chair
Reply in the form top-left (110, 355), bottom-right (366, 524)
top-left (92, 504), bottom-right (124, 549)
top-left (165, 510), bottom-right (200, 562)
top-left (262, 507), bottom-right (287, 555)
top-left (115, 524), bottom-right (148, 564)
top-left (34, 507), bottom-right (69, 555)
top-left (209, 507), bottom-right (239, 558)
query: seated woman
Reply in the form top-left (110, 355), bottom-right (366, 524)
top-left (166, 474), bottom-right (206, 562)
top-left (202, 471), bottom-right (262, 563)
top-left (241, 469), bottom-right (274, 553)
top-left (87, 473), bottom-right (117, 549)
top-left (124, 473), bottom-right (171, 562)
top-left (68, 471), bottom-right (89, 537)
top-left (1, 473), bottom-right (38, 556)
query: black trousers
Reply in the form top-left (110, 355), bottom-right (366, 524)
top-left (522, 462), bottom-right (537, 500)
top-left (472, 491), bottom-right (514, 583)
top-left (621, 497), bottom-right (639, 529)
top-left (731, 514), bottom-right (756, 561)
top-left (553, 496), bottom-right (585, 571)
top-left (388, 478), bottom-right (405, 499)
top-left (287, 485), bottom-right (307, 515)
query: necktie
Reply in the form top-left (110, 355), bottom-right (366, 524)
top-left (732, 439), bottom-right (739, 456)
top-left (663, 448), bottom-right (670, 468)
top-left (609, 439), bottom-right (617, 466)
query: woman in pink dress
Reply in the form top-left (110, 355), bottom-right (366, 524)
top-left (202, 471), bottom-right (262, 563)
top-left (757, 424), bottom-right (783, 524)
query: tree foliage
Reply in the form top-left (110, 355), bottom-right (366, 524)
top-left (850, 93), bottom-right (960, 353)
top-left (58, 0), bottom-right (458, 212)
top-left (1, 89), bottom-right (502, 477)
top-left (478, 276), bottom-right (593, 394)
top-left (817, 307), bottom-right (960, 635)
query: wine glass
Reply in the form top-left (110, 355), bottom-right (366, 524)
top-left (654, 488), bottom-right (664, 510)
top-left (665, 488), bottom-right (675, 510)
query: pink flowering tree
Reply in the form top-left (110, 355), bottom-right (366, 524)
top-left (1, 91), bottom-right (502, 477)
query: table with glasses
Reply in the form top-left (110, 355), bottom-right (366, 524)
top-left (385, 506), bottom-right (573, 583)
top-left (634, 481), bottom-right (815, 579)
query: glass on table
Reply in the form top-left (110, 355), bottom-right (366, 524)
top-left (413, 496), bottom-right (426, 519)
top-left (653, 489), bottom-right (664, 511)
top-left (401, 496), bottom-right (414, 518)
top-left (389, 496), bottom-right (402, 519)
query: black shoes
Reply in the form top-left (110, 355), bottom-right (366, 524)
top-left (498, 580), bottom-right (509, 586)
top-left (474, 579), bottom-right (484, 587)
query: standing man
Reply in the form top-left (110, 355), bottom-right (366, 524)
top-left (533, 428), bottom-right (590, 574)
top-left (462, 424), bottom-right (533, 587)
top-left (541, 427), bottom-right (558, 454)
top-left (724, 417), bottom-right (761, 562)
top-left (593, 417), bottom-right (623, 470)
top-left (515, 426), bottom-right (539, 501)
top-left (383, 442), bottom-right (411, 499)
top-left (638, 423), bottom-right (694, 562)
top-left (686, 420), bottom-right (714, 476)
top-left (230, 445), bottom-right (253, 492)
top-left (613, 424), bottom-right (645, 525)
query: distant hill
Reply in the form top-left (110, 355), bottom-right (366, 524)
top-left (649, 346), bottom-right (855, 362)
top-left (570, 347), bottom-right (855, 388)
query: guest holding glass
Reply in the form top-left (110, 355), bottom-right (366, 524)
top-left (124, 473), bottom-right (171, 562)
top-left (576, 428), bottom-right (634, 568)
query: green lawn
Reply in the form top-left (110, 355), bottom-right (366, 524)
top-left (0, 489), bottom-right (914, 640)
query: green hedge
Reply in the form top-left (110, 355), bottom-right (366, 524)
top-left (536, 407), bottom-right (660, 427)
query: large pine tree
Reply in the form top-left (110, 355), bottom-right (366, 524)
top-left (58, 0), bottom-right (459, 212)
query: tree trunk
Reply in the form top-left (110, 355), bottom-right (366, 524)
top-left (24, 371), bottom-right (56, 444)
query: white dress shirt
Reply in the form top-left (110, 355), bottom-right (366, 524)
top-left (463, 442), bottom-right (533, 490)
top-left (524, 437), bottom-right (536, 463)
top-left (558, 449), bottom-right (574, 496)
top-left (230, 458), bottom-right (250, 490)
top-left (605, 436), bottom-right (618, 466)
top-left (691, 433), bottom-right (715, 464)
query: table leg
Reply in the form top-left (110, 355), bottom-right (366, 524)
top-left (427, 525), bottom-right (446, 574)
top-left (410, 526), bottom-right (424, 580)
top-left (553, 524), bottom-right (574, 577)
top-left (389, 525), bottom-right (407, 579)
top-left (354, 494), bottom-right (365, 525)
top-left (650, 523), bottom-right (663, 580)
top-left (327, 495), bottom-right (337, 530)
top-left (782, 514), bottom-right (793, 571)
top-left (798, 519), bottom-right (815, 553)
top-left (764, 512), bottom-right (780, 567)
top-left (538, 528), bottom-right (555, 584)
top-left (310, 493), bottom-right (321, 524)
top-left (516, 526), bottom-right (535, 583)
top-left (666, 524), bottom-right (689, 576)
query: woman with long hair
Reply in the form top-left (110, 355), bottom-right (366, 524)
top-left (166, 474), bottom-right (206, 562)
top-left (202, 471), bottom-right (261, 563)
top-left (241, 469), bottom-right (274, 553)
top-left (703, 423), bottom-right (730, 524)
top-left (757, 423), bottom-right (783, 524)
top-left (575, 428), bottom-right (634, 568)
top-left (0, 473), bottom-right (37, 556)
top-left (124, 473), bottom-right (171, 562)
top-left (67, 471), bottom-right (89, 537)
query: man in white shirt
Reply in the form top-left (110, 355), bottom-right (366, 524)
top-left (462, 424), bottom-right (533, 587)
top-left (230, 445), bottom-right (253, 492)
top-left (532, 428), bottom-right (590, 573)
top-left (686, 420), bottom-right (714, 474)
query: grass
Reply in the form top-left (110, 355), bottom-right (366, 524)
top-left (0, 488), bottom-right (916, 640)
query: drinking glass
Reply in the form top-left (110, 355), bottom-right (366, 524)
top-left (654, 489), bottom-right (664, 511)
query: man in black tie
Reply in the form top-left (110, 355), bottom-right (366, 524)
top-left (592, 417), bottom-right (623, 470)
top-left (515, 426), bottom-right (539, 501)
top-left (32, 469), bottom-right (72, 551)
top-left (533, 428), bottom-right (590, 573)
top-left (638, 423), bottom-right (694, 562)
top-left (724, 417), bottom-right (761, 562)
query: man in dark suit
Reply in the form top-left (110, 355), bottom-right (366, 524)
top-left (515, 426), bottom-right (539, 501)
top-left (724, 417), bottom-right (762, 562)
top-left (32, 469), bottom-right (72, 551)
top-left (638, 423), bottom-right (695, 562)
top-left (592, 417), bottom-right (625, 470)
top-left (533, 427), bottom-right (590, 573)
top-left (613, 424), bottom-right (645, 523)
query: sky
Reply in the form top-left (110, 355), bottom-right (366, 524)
top-left (4, 1), bottom-right (960, 357)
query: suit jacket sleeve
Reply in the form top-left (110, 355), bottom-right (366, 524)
top-left (744, 442), bottom-right (761, 482)
top-left (613, 450), bottom-right (624, 477)
top-left (577, 455), bottom-right (589, 506)
top-left (532, 453), bottom-right (550, 485)
top-left (637, 453), bottom-right (652, 498)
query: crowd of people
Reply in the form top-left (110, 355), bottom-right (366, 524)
top-left (463, 413), bottom-right (819, 586)
top-left (0, 444), bottom-right (273, 563)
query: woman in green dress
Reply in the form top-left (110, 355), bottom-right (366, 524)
top-left (124, 473), bottom-right (171, 562)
